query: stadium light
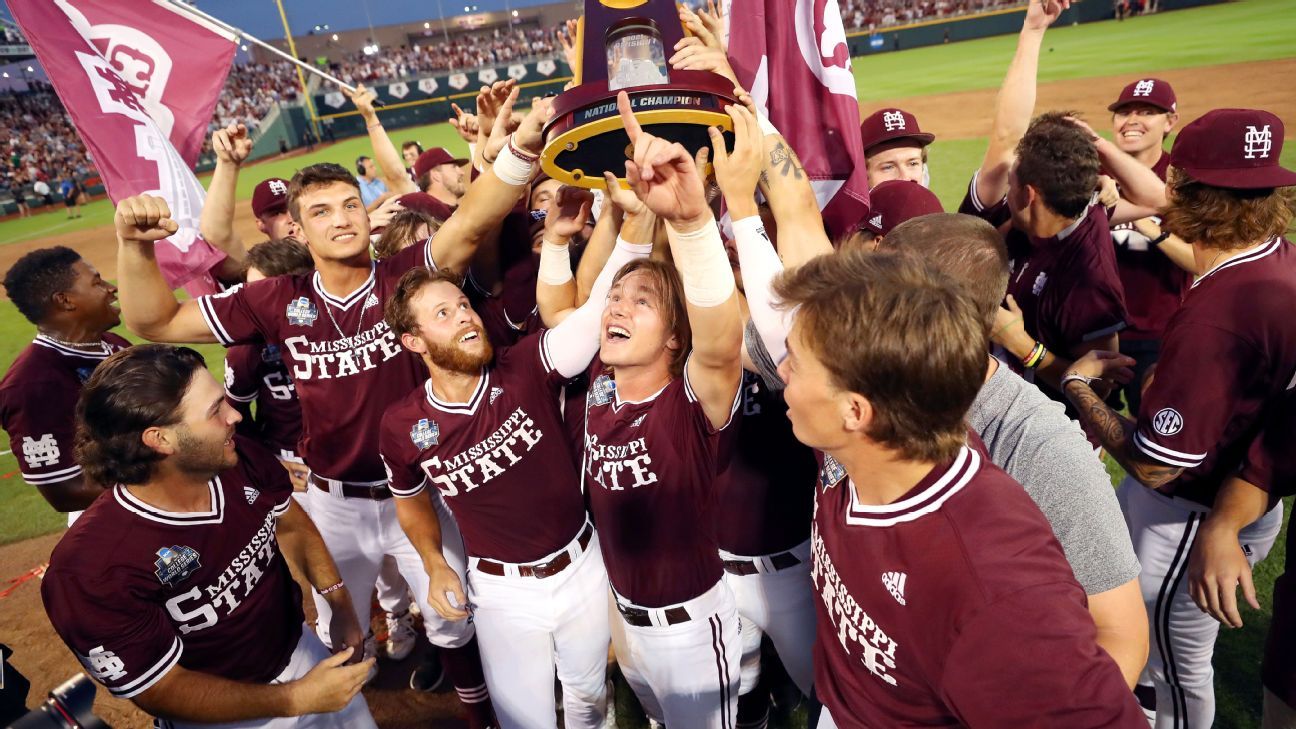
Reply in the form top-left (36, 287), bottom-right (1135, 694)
top-left (1, 72), bottom-right (7, 78)
top-left (26, 65), bottom-right (33, 72)
top-left (512, 9), bottom-right (519, 16)
top-left (331, 33), bottom-right (339, 40)
top-left (424, 21), bottom-right (431, 28)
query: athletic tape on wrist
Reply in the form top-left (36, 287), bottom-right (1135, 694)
top-left (669, 218), bottom-right (735, 307)
top-left (538, 240), bottom-right (574, 285)
top-left (615, 236), bottom-right (654, 257)
top-left (492, 135), bottom-right (536, 186)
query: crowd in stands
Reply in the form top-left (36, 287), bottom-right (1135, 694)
top-left (335, 27), bottom-right (561, 86)
top-left (211, 59), bottom-right (301, 131)
top-left (1, 23), bottom-right (27, 46)
top-left (1, 82), bottom-right (93, 211)
top-left (839, 0), bottom-right (1026, 29)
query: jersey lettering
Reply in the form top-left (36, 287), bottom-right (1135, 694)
top-left (812, 523), bottom-right (901, 686)
top-left (22, 434), bottom-right (61, 468)
top-left (584, 433), bottom-right (659, 491)
top-left (165, 586), bottom-right (220, 635)
top-left (418, 407), bottom-right (544, 497)
top-left (162, 509), bottom-right (281, 635)
top-left (282, 321), bottom-right (403, 381)
top-left (79, 645), bottom-right (127, 682)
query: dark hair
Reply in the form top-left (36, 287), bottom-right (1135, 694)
top-left (610, 259), bottom-right (691, 378)
top-left (355, 156), bottom-right (371, 177)
top-left (1162, 168), bottom-right (1296, 252)
top-left (1015, 112), bottom-right (1100, 219)
top-left (3, 246), bottom-right (81, 325)
top-left (75, 345), bottom-right (207, 485)
top-left (386, 266), bottom-right (465, 337)
top-left (246, 237), bottom-right (315, 278)
top-left (402, 141), bottom-right (424, 155)
top-left (774, 250), bottom-right (984, 462)
top-left (880, 213), bottom-right (1009, 333)
top-left (287, 163), bottom-right (360, 223)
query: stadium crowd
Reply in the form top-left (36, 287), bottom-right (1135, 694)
top-left (336, 27), bottom-right (562, 85)
top-left (840, 0), bottom-right (1026, 29)
top-left (0, 81), bottom-right (93, 214)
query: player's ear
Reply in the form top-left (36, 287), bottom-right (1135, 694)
top-left (401, 331), bottom-right (428, 355)
top-left (49, 289), bottom-right (74, 313)
top-left (1165, 112), bottom-right (1180, 133)
top-left (141, 425), bottom-right (178, 457)
top-left (840, 391), bottom-right (872, 436)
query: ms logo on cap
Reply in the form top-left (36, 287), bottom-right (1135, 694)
top-left (1133, 79), bottom-right (1155, 97)
top-left (882, 111), bottom-right (906, 131)
top-left (1245, 125), bottom-right (1273, 160)
top-left (268, 179), bottom-right (288, 196)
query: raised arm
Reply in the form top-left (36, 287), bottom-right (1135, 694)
top-left (345, 84), bottom-right (417, 195)
top-left (536, 186), bottom-right (594, 328)
top-left (116, 195), bottom-right (219, 343)
top-left (429, 88), bottom-right (547, 274)
top-left (620, 92), bottom-right (742, 428)
top-left (974, 0), bottom-right (1068, 208)
top-left (199, 123), bottom-right (252, 281)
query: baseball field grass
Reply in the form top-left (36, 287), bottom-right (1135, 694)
top-left (0, 0), bottom-right (1292, 725)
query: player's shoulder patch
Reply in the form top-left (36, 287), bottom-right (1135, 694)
top-left (411, 418), bottom-right (440, 449)
top-left (589, 374), bottom-right (616, 407)
top-left (285, 296), bottom-right (318, 327)
top-left (819, 453), bottom-right (847, 491)
top-left (153, 545), bottom-right (202, 587)
top-left (1152, 408), bottom-right (1184, 436)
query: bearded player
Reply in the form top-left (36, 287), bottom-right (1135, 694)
top-left (115, 85), bottom-right (549, 720)
top-left (0, 247), bottom-right (129, 523)
top-left (41, 345), bottom-right (375, 728)
top-left (773, 251), bottom-right (1144, 728)
top-left (378, 177), bottom-right (652, 728)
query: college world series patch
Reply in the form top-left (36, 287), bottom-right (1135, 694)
top-left (154, 545), bottom-right (202, 587)
top-left (589, 374), bottom-right (616, 406)
top-left (286, 297), bottom-right (318, 327)
top-left (411, 418), bottom-right (440, 449)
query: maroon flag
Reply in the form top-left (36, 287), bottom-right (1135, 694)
top-left (727, 0), bottom-right (870, 237)
top-left (8, 0), bottom-right (237, 295)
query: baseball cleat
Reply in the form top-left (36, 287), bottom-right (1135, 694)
top-left (410, 653), bottom-right (447, 692)
top-left (385, 608), bottom-right (417, 661)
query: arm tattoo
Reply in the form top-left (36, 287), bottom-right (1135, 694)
top-left (769, 142), bottom-right (804, 180)
top-left (1064, 380), bottom-right (1183, 489)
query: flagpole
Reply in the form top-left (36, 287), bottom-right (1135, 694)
top-left (270, 0), bottom-right (322, 140)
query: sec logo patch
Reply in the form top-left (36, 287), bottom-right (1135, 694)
top-left (1152, 408), bottom-right (1184, 436)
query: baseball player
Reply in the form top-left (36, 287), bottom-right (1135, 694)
top-left (773, 251), bottom-right (1145, 728)
top-left (859, 107), bottom-right (934, 188)
top-left (1063, 108), bottom-right (1296, 729)
top-left (580, 93), bottom-right (744, 728)
top-left (114, 87), bottom-right (550, 723)
top-left (964, 0), bottom-right (1127, 410)
top-left (839, 178), bottom-right (943, 251)
top-left (222, 238), bottom-right (419, 664)
top-left (0, 247), bottom-right (129, 523)
top-left (41, 344), bottom-right (376, 728)
top-left (378, 184), bottom-right (652, 728)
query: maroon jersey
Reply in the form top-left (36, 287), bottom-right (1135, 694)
top-left (583, 361), bottom-right (739, 607)
top-left (0, 334), bottom-right (130, 489)
top-left (959, 175), bottom-right (1128, 360)
top-left (1132, 237), bottom-right (1296, 506)
top-left (224, 342), bottom-right (301, 458)
top-left (380, 331), bottom-right (586, 562)
top-left (41, 438), bottom-right (302, 698)
top-left (811, 445), bottom-right (1143, 727)
top-left (1108, 154), bottom-right (1188, 341)
top-left (714, 371), bottom-right (817, 556)
top-left (197, 241), bottom-right (436, 481)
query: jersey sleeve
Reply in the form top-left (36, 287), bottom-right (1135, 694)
top-left (1053, 217), bottom-right (1128, 347)
top-left (196, 279), bottom-right (281, 346)
top-left (381, 234), bottom-right (439, 276)
top-left (682, 353), bottom-right (743, 436)
top-left (4, 381), bottom-right (82, 487)
top-left (940, 583), bottom-right (1144, 728)
top-left (957, 171), bottom-right (1010, 228)
top-left (1134, 325), bottom-right (1262, 469)
top-left (1238, 397), bottom-right (1296, 497)
top-left (379, 406), bottom-right (430, 498)
top-left (236, 437), bottom-right (295, 511)
top-left (40, 567), bottom-right (182, 698)
top-left (223, 345), bottom-right (261, 404)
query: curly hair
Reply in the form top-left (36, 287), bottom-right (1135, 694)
top-left (75, 345), bottom-right (207, 485)
top-left (3, 246), bottom-right (81, 325)
top-left (1015, 112), bottom-right (1100, 220)
top-left (386, 266), bottom-right (466, 337)
top-left (1162, 167), bottom-right (1296, 252)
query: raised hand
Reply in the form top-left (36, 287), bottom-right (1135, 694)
top-left (115, 195), bottom-right (179, 243)
top-left (710, 101), bottom-right (762, 217)
top-left (602, 172), bottom-right (648, 218)
top-left (514, 94), bottom-right (554, 156)
top-left (475, 80), bottom-right (518, 141)
top-left (212, 123), bottom-right (252, 166)
top-left (368, 195), bottom-right (405, 230)
top-left (288, 647), bottom-right (374, 715)
top-left (669, 37), bottom-right (739, 86)
top-left (618, 91), bottom-right (709, 229)
top-left (561, 18), bottom-right (580, 71)
top-left (449, 103), bottom-right (480, 144)
top-left (1024, 0), bottom-right (1070, 32)
top-left (544, 186), bottom-right (594, 241)
top-left (343, 83), bottom-right (379, 120)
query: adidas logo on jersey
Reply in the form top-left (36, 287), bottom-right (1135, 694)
top-left (363, 293), bottom-right (380, 311)
top-left (243, 486), bottom-right (260, 505)
top-left (490, 387), bottom-right (503, 404)
top-left (882, 571), bottom-right (907, 605)
top-left (631, 414), bottom-right (646, 427)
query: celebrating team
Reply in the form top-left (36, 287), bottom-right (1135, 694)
top-left (4, 0), bottom-right (1296, 727)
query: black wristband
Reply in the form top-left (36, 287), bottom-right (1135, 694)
top-left (1149, 231), bottom-right (1171, 246)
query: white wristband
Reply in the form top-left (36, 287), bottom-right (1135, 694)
top-left (668, 217), bottom-right (735, 307)
top-left (491, 135), bottom-right (537, 186)
top-left (615, 236), bottom-right (654, 257)
top-left (467, 141), bottom-right (481, 172)
top-left (538, 240), bottom-right (574, 285)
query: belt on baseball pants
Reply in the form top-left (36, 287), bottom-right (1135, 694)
top-left (309, 473), bottom-right (392, 500)
top-left (473, 521), bottom-right (594, 578)
top-left (722, 550), bottom-right (802, 576)
top-left (616, 601), bottom-right (692, 628)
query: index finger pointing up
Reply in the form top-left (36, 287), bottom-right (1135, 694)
top-left (617, 91), bottom-right (643, 143)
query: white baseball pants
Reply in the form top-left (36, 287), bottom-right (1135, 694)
top-left (303, 485), bottom-right (473, 650)
top-left (466, 529), bottom-right (612, 729)
top-left (720, 539), bottom-right (817, 697)
top-left (1119, 478), bottom-right (1282, 729)
top-left (154, 627), bottom-right (376, 729)
top-left (611, 580), bottom-right (742, 729)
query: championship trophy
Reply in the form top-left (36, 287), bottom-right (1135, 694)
top-left (540, 0), bottom-right (739, 189)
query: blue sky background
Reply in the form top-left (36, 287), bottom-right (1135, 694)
top-left (1, 0), bottom-right (565, 42)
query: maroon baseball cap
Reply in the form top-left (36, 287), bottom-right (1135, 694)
top-left (413, 147), bottom-right (469, 179)
top-left (251, 177), bottom-right (290, 218)
top-left (859, 180), bottom-right (944, 236)
top-left (397, 192), bottom-right (454, 221)
top-left (1108, 78), bottom-right (1177, 113)
top-left (1170, 109), bottom-right (1296, 190)
top-left (860, 108), bottom-right (935, 155)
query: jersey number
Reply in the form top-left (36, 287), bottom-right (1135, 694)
top-left (262, 372), bottom-right (296, 401)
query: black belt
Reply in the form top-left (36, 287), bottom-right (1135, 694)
top-left (475, 522), bottom-right (593, 579)
top-left (722, 550), bottom-right (802, 576)
top-left (617, 602), bottom-right (692, 628)
top-left (309, 474), bottom-right (392, 500)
